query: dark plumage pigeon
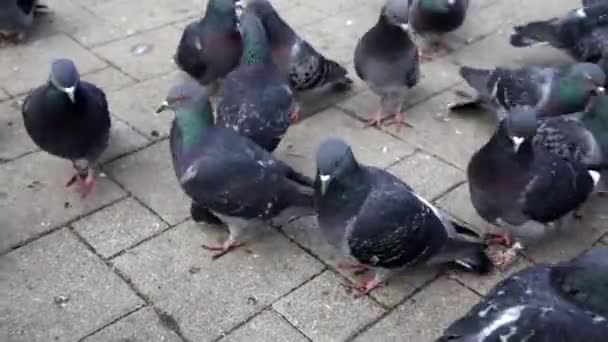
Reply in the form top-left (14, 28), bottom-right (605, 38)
top-left (437, 247), bottom-right (608, 342)
top-left (314, 138), bottom-right (491, 296)
top-left (354, 0), bottom-right (420, 129)
top-left (22, 59), bottom-right (111, 198)
top-left (156, 79), bottom-right (312, 259)
top-left (174, 0), bottom-right (242, 89)
top-left (247, 0), bottom-right (352, 95)
top-left (407, 0), bottom-right (470, 60)
top-left (216, 8), bottom-right (296, 152)
top-left (467, 106), bottom-right (600, 268)
top-left (452, 63), bottom-right (606, 119)
top-left (0, 0), bottom-right (48, 43)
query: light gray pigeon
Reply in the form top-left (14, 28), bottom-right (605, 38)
top-left (0, 0), bottom-right (48, 43)
top-left (467, 106), bottom-right (601, 269)
top-left (354, 0), bottom-right (420, 130)
top-left (314, 138), bottom-right (491, 296)
top-left (438, 247), bottom-right (608, 342)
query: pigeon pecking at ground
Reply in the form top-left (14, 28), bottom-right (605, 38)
top-left (157, 79), bottom-right (313, 259)
top-left (467, 106), bottom-right (601, 269)
top-left (437, 246), bottom-right (608, 341)
top-left (216, 7), bottom-right (296, 153)
top-left (314, 138), bottom-right (492, 297)
top-left (22, 59), bottom-right (111, 198)
top-left (451, 62), bottom-right (606, 120)
top-left (407, 0), bottom-right (470, 60)
top-left (354, 0), bottom-right (420, 130)
top-left (174, 0), bottom-right (242, 93)
top-left (0, 0), bottom-right (48, 44)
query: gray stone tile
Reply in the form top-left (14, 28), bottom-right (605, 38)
top-left (0, 99), bottom-right (38, 161)
top-left (1, 34), bottom-right (106, 96)
top-left (436, 183), bottom-right (493, 233)
top-left (303, 0), bottom-right (368, 16)
top-left (92, 26), bottom-right (181, 81)
top-left (81, 307), bottom-right (181, 342)
top-left (2, 229), bottom-right (143, 342)
top-left (222, 310), bottom-right (308, 342)
top-left (99, 116), bottom-right (151, 164)
top-left (0, 88), bottom-right (9, 101)
top-left (105, 140), bottom-right (189, 225)
top-left (84, 67), bottom-right (135, 92)
top-left (602, 234), bottom-right (608, 245)
top-left (353, 277), bottom-right (480, 342)
top-left (282, 216), bottom-right (439, 308)
top-left (448, 258), bottom-right (532, 296)
top-left (273, 270), bottom-right (386, 342)
top-left (275, 108), bottom-right (415, 177)
top-left (0, 152), bottom-right (127, 253)
top-left (387, 152), bottom-right (465, 201)
top-left (112, 220), bottom-right (324, 342)
top-left (273, 3), bottom-right (329, 30)
top-left (73, 197), bottom-right (168, 258)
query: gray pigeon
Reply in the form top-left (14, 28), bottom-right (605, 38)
top-left (354, 0), bottom-right (420, 130)
top-left (315, 138), bottom-right (491, 296)
top-left (157, 79), bottom-right (312, 259)
top-left (452, 63), bottom-right (606, 119)
top-left (22, 59), bottom-right (111, 198)
top-left (438, 246), bottom-right (608, 342)
top-left (216, 8), bottom-right (295, 152)
top-left (467, 106), bottom-right (601, 268)
top-left (0, 0), bottom-right (48, 43)
top-left (407, 0), bottom-right (470, 60)
top-left (174, 0), bottom-right (243, 90)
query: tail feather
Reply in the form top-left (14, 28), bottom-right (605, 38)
top-left (459, 66), bottom-right (492, 97)
top-left (509, 20), bottom-right (561, 48)
top-left (432, 221), bottom-right (492, 274)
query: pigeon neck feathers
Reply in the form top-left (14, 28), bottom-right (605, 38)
top-left (202, 0), bottom-right (238, 30)
top-left (174, 97), bottom-right (214, 149)
top-left (239, 11), bottom-right (273, 65)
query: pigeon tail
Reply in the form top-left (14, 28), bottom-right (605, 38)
top-left (323, 59), bottom-right (349, 86)
top-left (459, 66), bottom-right (492, 97)
top-left (446, 221), bottom-right (493, 274)
top-left (510, 20), bottom-right (560, 47)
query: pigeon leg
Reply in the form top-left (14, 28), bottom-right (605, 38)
top-left (201, 216), bottom-right (248, 260)
top-left (490, 242), bottom-right (524, 271)
top-left (484, 231), bottom-right (513, 247)
top-left (387, 111), bottom-right (406, 131)
top-left (77, 169), bottom-right (96, 199)
top-left (365, 110), bottom-right (387, 127)
top-left (201, 236), bottom-right (246, 260)
top-left (290, 104), bottom-right (301, 123)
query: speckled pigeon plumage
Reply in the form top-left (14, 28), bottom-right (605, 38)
top-left (314, 138), bottom-right (491, 296)
top-left (354, 0), bottom-right (420, 129)
top-left (437, 246), bottom-right (608, 342)
top-left (246, 0), bottom-right (351, 92)
top-left (216, 8), bottom-right (295, 152)
top-left (0, 0), bottom-right (47, 43)
top-left (22, 59), bottom-right (111, 198)
top-left (174, 0), bottom-right (242, 87)
top-left (157, 79), bottom-right (312, 259)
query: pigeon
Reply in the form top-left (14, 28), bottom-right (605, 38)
top-left (437, 246), bottom-right (608, 342)
top-left (22, 59), bottom-right (111, 198)
top-left (246, 0), bottom-right (352, 94)
top-left (0, 0), bottom-right (48, 44)
top-left (407, 0), bottom-right (470, 60)
top-left (354, 0), bottom-right (420, 129)
top-left (216, 7), bottom-right (296, 152)
top-left (452, 63), bottom-right (606, 119)
top-left (174, 0), bottom-right (242, 91)
top-left (156, 79), bottom-right (313, 259)
top-left (314, 138), bottom-right (491, 296)
top-left (467, 106), bottom-right (601, 268)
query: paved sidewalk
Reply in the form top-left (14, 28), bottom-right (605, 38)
top-left (1, 0), bottom-right (606, 341)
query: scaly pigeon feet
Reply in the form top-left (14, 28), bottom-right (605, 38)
top-left (347, 276), bottom-right (385, 298)
top-left (201, 239), bottom-right (246, 260)
top-left (66, 169), bottom-right (96, 198)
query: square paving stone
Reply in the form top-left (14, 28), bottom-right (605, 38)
top-left (105, 140), bottom-right (189, 225)
top-left (273, 270), bottom-right (386, 342)
top-left (387, 152), bottom-right (465, 201)
top-left (275, 108), bottom-right (415, 176)
top-left (112, 220), bottom-right (324, 342)
top-left (436, 183), bottom-right (492, 233)
top-left (92, 26), bottom-right (181, 81)
top-left (353, 277), bottom-right (480, 342)
top-left (448, 258), bottom-right (532, 296)
top-left (2, 229), bottom-right (143, 342)
top-left (222, 310), bottom-right (308, 342)
top-left (81, 307), bottom-right (181, 342)
top-left (282, 216), bottom-right (439, 308)
top-left (0, 152), bottom-right (127, 254)
top-left (0, 88), bottom-right (9, 101)
top-left (84, 67), bottom-right (135, 92)
top-left (73, 197), bottom-right (168, 258)
top-left (98, 116), bottom-right (151, 164)
top-left (0, 99), bottom-right (38, 161)
top-left (1, 34), bottom-right (106, 96)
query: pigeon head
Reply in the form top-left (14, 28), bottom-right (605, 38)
top-left (505, 106), bottom-right (538, 153)
top-left (156, 79), bottom-right (212, 115)
top-left (315, 138), bottom-right (359, 196)
top-left (382, 0), bottom-right (410, 30)
top-left (207, 0), bottom-right (236, 13)
top-left (49, 59), bottom-right (80, 103)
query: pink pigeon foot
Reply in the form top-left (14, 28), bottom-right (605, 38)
top-left (201, 238), bottom-right (246, 260)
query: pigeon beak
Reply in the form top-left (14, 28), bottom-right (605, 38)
top-left (399, 23), bottom-right (409, 32)
top-left (156, 101), bottom-right (170, 114)
top-left (63, 86), bottom-right (76, 103)
top-left (319, 174), bottom-right (332, 196)
top-left (595, 86), bottom-right (605, 95)
top-left (511, 136), bottom-right (525, 153)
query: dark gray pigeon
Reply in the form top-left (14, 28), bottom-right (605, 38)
top-left (157, 79), bottom-right (312, 259)
top-left (22, 59), bottom-right (111, 198)
top-left (174, 0), bottom-right (242, 90)
top-left (407, 0), bottom-right (470, 60)
top-left (314, 138), bottom-right (491, 296)
top-left (452, 63), bottom-right (606, 119)
top-left (216, 8), bottom-right (296, 152)
top-left (354, 0), bottom-right (420, 129)
top-left (467, 106), bottom-right (600, 269)
top-left (246, 0), bottom-right (352, 95)
top-left (437, 247), bottom-right (608, 342)
top-left (0, 0), bottom-right (48, 43)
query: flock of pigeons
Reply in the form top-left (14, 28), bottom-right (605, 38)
top-left (5, 0), bottom-right (608, 340)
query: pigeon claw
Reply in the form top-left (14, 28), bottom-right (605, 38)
top-left (290, 108), bottom-right (300, 124)
top-left (66, 170), bottom-right (96, 199)
top-left (347, 277), bottom-right (384, 298)
top-left (201, 240), bottom-right (245, 260)
top-left (365, 111), bottom-right (386, 128)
